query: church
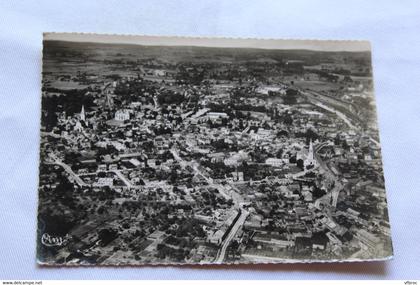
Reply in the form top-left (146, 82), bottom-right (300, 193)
top-left (74, 105), bottom-right (88, 132)
top-left (297, 139), bottom-right (317, 169)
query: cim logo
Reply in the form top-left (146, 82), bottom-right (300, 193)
top-left (41, 233), bottom-right (71, 247)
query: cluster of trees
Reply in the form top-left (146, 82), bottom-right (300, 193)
top-left (41, 88), bottom-right (94, 131)
top-left (312, 185), bottom-right (327, 200)
top-left (243, 163), bottom-right (273, 181)
top-left (38, 174), bottom-right (86, 239)
top-left (42, 88), bottom-right (95, 115)
top-left (210, 139), bottom-right (233, 151)
top-left (98, 228), bottom-right (118, 246)
top-left (283, 88), bottom-right (299, 104)
top-left (201, 190), bottom-right (228, 209)
top-left (114, 79), bottom-right (156, 104)
top-left (200, 160), bottom-right (234, 179)
top-left (175, 65), bottom-right (206, 85)
top-left (233, 103), bottom-right (267, 113)
top-left (157, 89), bottom-right (185, 105)
top-left (295, 128), bottom-right (319, 145)
top-left (165, 235), bottom-right (195, 248)
top-left (156, 243), bottom-right (190, 262)
top-left (317, 70), bottom-right (340, 82)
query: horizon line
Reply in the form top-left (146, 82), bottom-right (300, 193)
top-left (43, 33), bottom-right (371, 52)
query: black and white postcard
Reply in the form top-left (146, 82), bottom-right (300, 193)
top-left (37, 33), bottom-right (393, 265)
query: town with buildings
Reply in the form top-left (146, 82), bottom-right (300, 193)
top-left (37, 38), bottom-right (393, 265)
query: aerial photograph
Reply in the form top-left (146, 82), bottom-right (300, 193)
top-left (37, 34), bottom-right (393, 265)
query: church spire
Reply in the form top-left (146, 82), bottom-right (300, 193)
top-left (80, 105), bottom-right (86, 121)
top-left (103, 83), bottom-right (114, 109)
top-left (308, 139), bottom-right (314, 160)
top-left (105, 91), bottom-right (113, 109)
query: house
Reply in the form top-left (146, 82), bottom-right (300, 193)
top-left (93, 177), bottom-right (114, 188)
top-left (265, 158), bottom-right (285, 167)
top-left (207, 229), bottom-right (225, 245)
top-left (115, 109), bottom-right (130, 121)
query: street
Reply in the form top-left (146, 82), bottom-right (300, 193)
top-left (48, 153), bottom-right (87, 187)
top-left (214, 208), bottom-right (249, 263)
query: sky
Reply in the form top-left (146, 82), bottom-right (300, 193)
top-left (44, 33), bottom-right (371, 52)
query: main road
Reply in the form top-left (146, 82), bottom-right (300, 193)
top-left (48, 153), bottom-right (87, 187)
top-left (214, 207), bottom-right (249, 263)
top-left (170, 147), bottom-right (233, 201)
top-left (111, 169), bottom-right (133, 188)
top-left (170, 147), bottom-right (251, 263)
top-left (313, 143), bottom-right (344, 209)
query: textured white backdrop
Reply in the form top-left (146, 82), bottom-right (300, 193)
top-left (0, 0), bottom-right (419, 280)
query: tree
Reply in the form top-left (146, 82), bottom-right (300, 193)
top-left (305, 129), bottom-right (318, 144)
top-left (312, 187), bottom-right (327, 200)
top-left (228, 240), bottom-right (240, 258)
top-left (98, 228), bottom-right (117, 246)
top-left (297, 159), bottom-right (304, 170)
top-left (283, 88), bottom-right (298, 104)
